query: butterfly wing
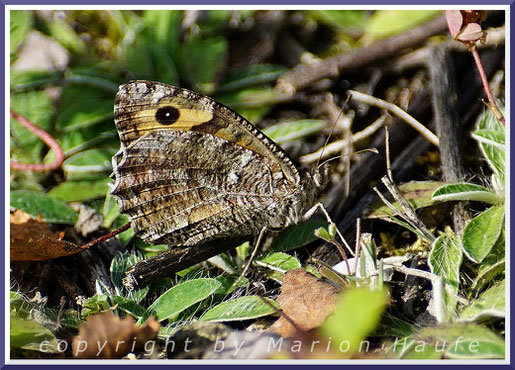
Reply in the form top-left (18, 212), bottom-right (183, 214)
top-left (110, 81), bottom-right (301, 246)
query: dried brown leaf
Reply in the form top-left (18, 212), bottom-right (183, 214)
top-left (269, 268), bottom-right (340, 338)
top-left (72, 313), bottom-right (160, 358)
top-left (10, 209), bottom-right (83, 261)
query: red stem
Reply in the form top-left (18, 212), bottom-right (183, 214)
top-left (80, 223), bottom-right (131, 250)
top-left (10, 108), bottom-right (65, 171)
top-left (470, 48), bottom-right (505, 125)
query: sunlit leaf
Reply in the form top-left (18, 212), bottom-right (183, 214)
top-left (462, 206), bottom-right (504, 263)
top-left (200, 296), bottom-right (278, 322)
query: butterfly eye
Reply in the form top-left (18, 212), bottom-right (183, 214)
top-left (155, 106), bottom-right (180, 125)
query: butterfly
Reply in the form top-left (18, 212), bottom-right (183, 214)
top-left (109, 81), bottom-right (328, 286)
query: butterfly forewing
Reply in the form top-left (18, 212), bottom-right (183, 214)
top-left (111, 81), bottom-right (306, 247)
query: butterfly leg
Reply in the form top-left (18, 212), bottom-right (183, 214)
top-left (233, 226), bottom-right (268, 286)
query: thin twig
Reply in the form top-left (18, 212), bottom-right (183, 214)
top-left (305, 202), bottom-right (354, 256)
top-left (278, 14), bottom-right (448, 92)
top-left (348, 90), bottom-right (440, 147)
top-left (386, 264), bottom-right (468, 306)
top-left (353, 218), bottom-right (362, 276)
top-left (10, 108), bottom-right (65, 172)
top-left (385, 125), bottom-right (393, 182)
top-left (300, 115), bottom-right (385, 165)
top-left (381, 176), bottom-right (435, 243)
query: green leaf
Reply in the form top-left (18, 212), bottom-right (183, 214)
top-left (218, 86), bottom-right (287, 109)
top-left (112, 295), bottom-right (147, 319)
top-left (10, 316), bottom-right (59, 353)
top-left (48, 177), bottom-right (111, 202)
top-left (328, 223), bottom-right (338, 239)
top-left (310, 10), bottom-right (369, 32)
top-left (269, 219), bottom-right (328, 253)
top-left (145, 278), bottom-right (221, 322)
top-left (65, 69), bottom-right (120, 92)
top-left (213, 275), bottom-right (248, 298)
top-left (368, 181), bottom-right (446, 219)
top-left (81, 294), bottom-right (111, 317)
top-left (399, 340), bottom-right (442, 359)
top-left (132, 237), bottom-right (168, 256)
top-left (314, 226), bottom-right (332, 242)
top-left (475, 109), bottom-right (505, 182)
top-left (10, 10), bottom-right (33, 55)
top-left (200, 296), bottom-right (279, 322)
top-left (432, 183), bottom-right (502, 205)
top-left (321, 288), bottom-right (387, 357)
top-left (445, 325), bottom-right (505, 359)
top-left (375, 214), bottom-right (431, 242)
top-left (113, 214), bottom-right (134, 247)
top-left (59, 129), bottom-right (118, 155)
top-left (462, 206), bottom-right (505, 263)
top-left (10, 90), bottom-right (54, 160)
top-left (471, 129), bottom-right (505, 148)
top-left (62, 149), bottom-right (113, 180)
top-left (10, 190), bottom-right (78, 224)
top-left (216, 87), bottom-right (288, 123)
top-left (56, 99), bottom-right (113, 132)
top-left (110, 252), bottom-right (149, 303)
top-left (400, 324), bottom-right (505, 359)
top-left (182, 36), bottom-right (227, 90)
top-left (460, 280), bottom-right (505, 322)
top-left (319, 265), bottom-right (350, 287)
top-left (258, 252), bottom-right (301, 271)
top-left (146, 41), bottom-right (180, 85)
top-left (102, 194), bottom-right (120, 228)
top-left (121, 37), bottom-right (153, 79)
top-left (429, 232), bottom-right (462, 292)
top-left (262, 119), bottom-right (326, 144)
top-left (10, 291), bottom-right (29, 317)
top-left (44, 19), bottom-right (86, 53)
top-left (471, 227), bottom-right (505, 292)
top-left (216, 64), bottom-right (287, 94)
top-left (428, 232), bottom-right (462, 320)
top-left (142, 10), bottom-right (181, 62)
top-left (11, 70), bottom-right (61, 91)
top-left (235, 241), bottom-right (250, 261)
top-left (364, 10), bottom-right (441, 39)
top-left (257, 252), bottom-right (301, 280)
top-left (372, 313), bottom-right (417, 338)
top-left (476, 104), bottom-right (504, 132)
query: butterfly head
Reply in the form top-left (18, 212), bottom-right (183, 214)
top-left (313, 162), bottom-right (330, 189)
top-left (299, 162), bottom-right (330, 204)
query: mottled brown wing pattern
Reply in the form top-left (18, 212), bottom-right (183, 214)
top-left (113, 80), bottom-right (301, 184)
top-left (110, 81), bottom-right (305, 247)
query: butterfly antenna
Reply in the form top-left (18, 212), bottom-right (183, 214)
top-left (316, 94), bottom-right (352, 168)
top-left (317, 147), bottom-right (379, 171)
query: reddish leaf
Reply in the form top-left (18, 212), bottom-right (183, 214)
top-left (446, 10), bottom-right (463, 39)
top-left (10, 209), bottom-right (83, 261)
top-left (457, 23), bottom-right (484, 43)
top-left (446, 10), bottom-right (486, 44)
